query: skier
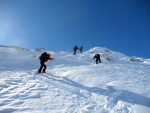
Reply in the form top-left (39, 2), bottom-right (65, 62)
top-left (79, 46), bottom-right (83, 53)
top-left (93, 53), bottom-right (101, 64)
top-left (38, 52), bottom-right (54, 74)
top-left (73, 46), bottom-right (78, 55)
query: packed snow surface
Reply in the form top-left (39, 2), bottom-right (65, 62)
top-left (0, 46), bottom-right (150, 113)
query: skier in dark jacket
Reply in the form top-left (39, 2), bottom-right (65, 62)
top-left (79, 46), bottom-right (83, 53)
top-left (38, 52), bottom-right (54, 74)
top-left (93, 53), bottom-right (101, 64)
top-left (73, 46), bottom-right (78, 55)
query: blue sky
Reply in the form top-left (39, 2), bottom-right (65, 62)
top-left (0, 0), bottom-right (150, 58)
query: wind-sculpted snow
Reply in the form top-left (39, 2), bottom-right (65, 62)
top-left (0, 46), bottom-right (150, 113)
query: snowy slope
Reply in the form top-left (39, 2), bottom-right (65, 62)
top-left (0, 46), bottom-right (150, 113)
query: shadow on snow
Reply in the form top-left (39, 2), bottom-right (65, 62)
top-left (42, 74), bottom-right (150, 108)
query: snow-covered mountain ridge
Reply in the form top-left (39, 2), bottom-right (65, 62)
top-left (0, 45), bottom-right (149, 63)
top-left (0, 45), bottom-right (150, 113)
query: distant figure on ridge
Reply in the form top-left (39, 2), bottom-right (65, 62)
top-left (38, 52), bottom-right (54, 74)
top-left (73, 46), bottom-right (78, 55)
top-left (79, 46), bottom-right (83, 53)
top-left (93, 53), bottom-right (101, 64)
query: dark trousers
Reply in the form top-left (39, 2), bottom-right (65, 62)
top-left (74, 50), bottom-right (76, 55)
top-left (96, 58), bottom-right (101, 64)
top-left (38, 61), bottom-right (46, 72)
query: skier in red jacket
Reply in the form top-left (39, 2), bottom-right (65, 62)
top-left (38, 52), bottom-right (54, 74)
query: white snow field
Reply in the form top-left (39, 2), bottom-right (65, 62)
top-left (0, 45), bottom-right (150, 113)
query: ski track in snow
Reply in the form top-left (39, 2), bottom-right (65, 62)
top-left (0, 46), bottom-right (150, 113)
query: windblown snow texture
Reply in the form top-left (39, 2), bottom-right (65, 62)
top-left (0, 46), bottom-right (150, 113)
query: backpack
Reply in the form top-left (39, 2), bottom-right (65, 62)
top-left (39, 52), bottom-right (50, 62)
top-left (96, 54), bottom-right (100, 58)
top-left (39, 52), bottom-right (47, 61)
